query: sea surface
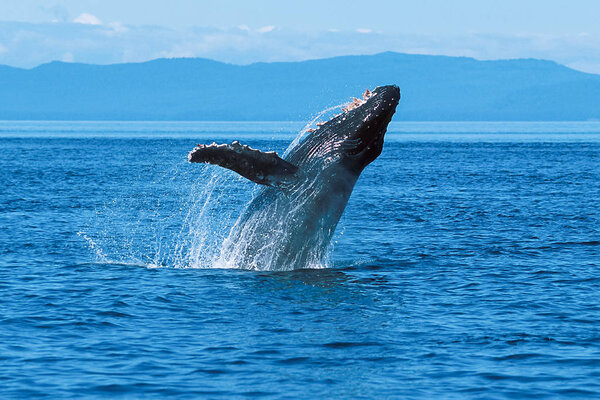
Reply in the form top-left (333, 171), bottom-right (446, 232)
top-left (1, 121), bottom-right (599, 399)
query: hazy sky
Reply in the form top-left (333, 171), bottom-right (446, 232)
top-left (1, 0), bottom-right (599, 72)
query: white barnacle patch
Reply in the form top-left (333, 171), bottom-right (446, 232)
top-left (341, 97), bottom-right (363, 113)
top-left (229, 140), bottom-right (270, 156)
top-left (299, 87), bottom-right (377, 137)
top-left (341, 88), bottom-right (373, 113)
top-left (231, 140), bottom-right (243, 153)
top-left (190, 140), bottom-right (283, 162)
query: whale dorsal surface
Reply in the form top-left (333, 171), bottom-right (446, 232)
top-left (188, 141), bottom-right (299, 187)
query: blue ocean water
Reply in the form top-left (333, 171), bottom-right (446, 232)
top-left (1, 121), bottom-right (599, 399)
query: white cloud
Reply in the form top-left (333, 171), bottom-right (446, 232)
top-left (73, 13), bottom-right (102, 26)
top-left (257, 25), bottom-right (275, 33)
top-left (106, 22), bottom-right (128, 35)
top-left (61, 52), bottom-right (74, 62)
top-left (356, 28), bottom-right (372, 34)
top-left (0, 22), bottom-right (599, 74)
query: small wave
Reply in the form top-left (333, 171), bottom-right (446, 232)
top-left (321, 341), bottom-right (378, 349)
top-left (96, 310), bottom-right (133, 318)
top-left (276, 356), bottom-right (311, 365)
top-left (552, 240), bottom-right (600, 246)
top-left (492, 353), bottom-right (545, 361)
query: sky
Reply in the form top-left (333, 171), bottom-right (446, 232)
top-left (1, 0), bottom-right (599, 73)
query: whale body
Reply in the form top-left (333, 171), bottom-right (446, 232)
top-left (189, 85), bottom-right (400, 270)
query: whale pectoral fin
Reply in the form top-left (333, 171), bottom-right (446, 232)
top-left (188, 141), bottom-right (299, 187)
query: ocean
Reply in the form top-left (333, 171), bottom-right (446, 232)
top-left (1, 121), bottom-right (599, 398)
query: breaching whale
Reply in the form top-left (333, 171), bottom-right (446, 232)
top-left (189, 85), bottom-right (400, 270)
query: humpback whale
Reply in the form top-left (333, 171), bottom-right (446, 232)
top-left (189, 85), bottom-right (400, 270)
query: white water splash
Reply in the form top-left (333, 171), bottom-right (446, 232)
top-left (177, 170), bottom-right (248, 268)
top-left (211, 162), bottom-right (345, 271)
top-left (77, 231), bottom-right (109, 263)
top-left (79, 158), bottom-right (250, 268)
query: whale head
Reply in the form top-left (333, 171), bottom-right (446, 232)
top-left (288, 85), bottom-right (400, 174)
top-left (338, 85), bottom-right (400, 170)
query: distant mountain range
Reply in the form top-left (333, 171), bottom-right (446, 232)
top-left (1, 52), bottom-right (599, 121)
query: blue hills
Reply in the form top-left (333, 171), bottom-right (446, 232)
top-left (1, 52), bottom-right (599, 121)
